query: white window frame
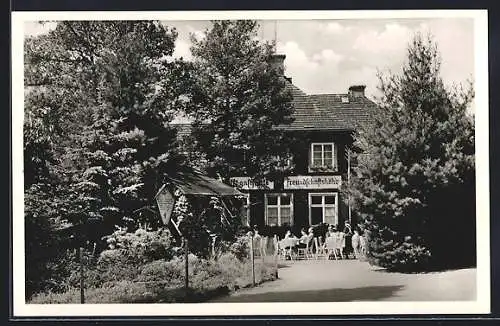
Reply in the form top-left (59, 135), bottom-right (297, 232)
top-left (310, 142), bottom-right (336, 171)
top-left (308, 193), bottom-right (338, 226)
top-left (264, 193), bottom-right (294, 226)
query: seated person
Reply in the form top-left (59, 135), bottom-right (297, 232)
top-left (325, 225), bottom-right (336, 238)
top-left (297, 228), bottom-right (308, 249)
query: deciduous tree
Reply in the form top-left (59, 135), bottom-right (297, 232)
top-left (185, 20), bottom-right (295, 182)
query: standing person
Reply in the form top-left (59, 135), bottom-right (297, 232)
top-left (351, 229), bottom-right (361, 259)
top-left (359, 229), bottom-right (367, 259)
top-left (253, 225), bottom-right (266, 257)
top-left (343, 221), bottom-right (353, 259)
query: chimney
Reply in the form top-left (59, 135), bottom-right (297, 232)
top-left (348, 85), bottom-right (366, 97)
top-left (269, 54), bottom-right (286, 75)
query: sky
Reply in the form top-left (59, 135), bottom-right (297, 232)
top-left (24, 18), bottom-right (474, 100)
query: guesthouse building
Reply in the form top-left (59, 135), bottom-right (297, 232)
top-left (176, 54), bottom-right (376, 234)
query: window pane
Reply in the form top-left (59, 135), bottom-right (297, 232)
top-left (280, 194), bottom-right (291, 205)
top-left (312, 158), bottom-right (322, 167)
top-left (323, 144), bottom-right (333, 152)
top-left (267, 195), bottom-right (278, 206)
top-left (267, 207), bottom-right (278, 226)
top-left (311, 207), bottom-right (323, 225)
top-left (311, 195), bottom-right (322, 205)
top-left (324, 207), bottom-right (336, 225)
top-left (313, 144), bottom-right (322, 152)
top-left (280, 207), bottom-right (291, 223)
top-left (268, 207), bottom-right (278, 217)
top-left (325, 196), bottom-right (336, 204)
top-left (267, 216), bottom-right (278, 226)
top-left (281, 214), bottom-right (292, 225)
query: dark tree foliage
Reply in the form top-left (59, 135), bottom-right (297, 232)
top-left (347, 33), bottom-right (475, 272)
top-left (184, 20), bottom-right (295, 182)
top-left (23, 21), bottom-right (192, 297)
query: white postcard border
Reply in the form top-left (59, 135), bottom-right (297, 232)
top-left (11, 9), bottom-right (490, 317)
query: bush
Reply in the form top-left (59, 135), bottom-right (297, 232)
top-left (368, 237), bottom-right (432, 273)
top-left (228, 235), bottom-right (251, 261)
top-left (30, 251), bottom-right (277, 303)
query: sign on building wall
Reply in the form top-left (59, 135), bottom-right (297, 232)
top-left (229, 177), bottom-right (274, 190)
top-left (284, 175), bottom-right (342, 190)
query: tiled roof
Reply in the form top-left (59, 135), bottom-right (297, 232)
top-left (171, 80), bottom-right (376, 134)
top-left (277, 80), bottom-right (376, 131)
top-left (308, 93), bottom-right (376, 130)
top-left (278, 81), bottom-right (353, 131)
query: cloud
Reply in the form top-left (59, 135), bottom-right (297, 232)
top-left (352, 23), bottom-right (413, 55)
top-left (278, 41), bottom-right (320, 71)
top-left (323, 22), bottom-right (352, 35)
top-left (277, 41), bottom-right (348, 93)
top-left (312, 49), bottom-right (344, 64)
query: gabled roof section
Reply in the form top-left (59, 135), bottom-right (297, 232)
top-left (278, 81), bottom-right (352, 131)
top-left (308, 93), bottom-right (377, 130)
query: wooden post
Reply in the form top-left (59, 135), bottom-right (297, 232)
top-left (347, 149), bottom-right (352, 224)
top-left (78, 246), bottom-right (85, 304)
top-left (184, 237), bottom-right (189, 290)
top-left (250, 233), bottom-right (255, 287)
top-left (274, 235), bottom-right (279, 279)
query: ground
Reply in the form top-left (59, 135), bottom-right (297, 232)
top-left (210, 259), bottom-right (476, 302)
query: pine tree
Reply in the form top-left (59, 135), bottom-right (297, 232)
top-left (185, 20), bottom-right (295, 182)
top-left (348, 33), bottom-right (475, 271)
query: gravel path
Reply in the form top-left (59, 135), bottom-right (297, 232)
top-left (210, 259), bottom-right (476, 302)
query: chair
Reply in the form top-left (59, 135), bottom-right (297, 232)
top-left (325, 235), bottom-right (338, 260)
top-left (336, 232), bottom-right (346, 259)
top-left (297, 236), bottom-right (313, 260)
top-left (278, 238), bottom-right (295, 261)
top-left (314, 237), bottom-right (327, 260)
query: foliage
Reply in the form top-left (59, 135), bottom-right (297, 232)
top-left (184, 20), bottom-right (295, 182)
top-left (347, 33), bottom-right (475, 271)
top-left (173, 190), bottom-right (245, 258)
top-left (29, 253), bottom-right (277, 304)
top-left (23, 21), bottom-right (192, 298)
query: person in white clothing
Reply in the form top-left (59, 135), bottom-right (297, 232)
top-left (351, 229), bottom-right (361, 259)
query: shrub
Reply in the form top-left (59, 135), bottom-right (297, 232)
top-left (228, 235), bottom-right (250, 260)
top-left (30, 237), bottom-right (278, 304)
top-left (368, 237), bottom-right (432, 273)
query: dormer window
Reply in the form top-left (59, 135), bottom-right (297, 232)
top-left (310, 143), bottom-right (336, 171)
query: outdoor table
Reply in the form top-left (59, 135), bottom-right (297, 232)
top-left (280, 237), bottom-right (300, 248)
top-left (325, 236), bottom-right (337, 250)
